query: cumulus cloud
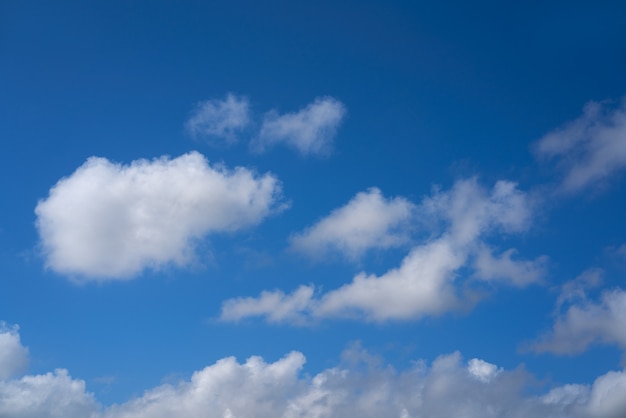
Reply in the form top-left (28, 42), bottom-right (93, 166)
top-left (289, 188), bottom-right (416, 260)
top-left (532, 286), bottom-right (626, 355)
top-left (0, 323), bottom-right (29, 380)
top-left (35, 152), bottom-right (284, 281)
top-left (0, 369), bottom-right (100, 418)
top-left (534, 97), bottom-right (626, 193)
top-left (185, 93), bottom-right (250, 144)
top-left (3, 338), bottom-right (626, 418)
top-left (252, 97), bottom-right (346, 156)
top-left (221, 178), bottom-right (545, 323)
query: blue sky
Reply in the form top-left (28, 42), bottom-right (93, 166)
top-left (1, 0), bottom-right (626, 416)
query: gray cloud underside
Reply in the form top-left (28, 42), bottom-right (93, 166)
top-left (532, 270), bottom-right (626, 354)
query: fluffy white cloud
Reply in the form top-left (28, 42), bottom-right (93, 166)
top-left (534, 97), bottom-right (626, 193)
top-left (0, 323), bottom-right (29, 380)
top-left (3, 344), bottom-right (625, 418)
top-left (289, 188), bottom-right (416, 260)
top-left (221, 178), bottom-right (544, 323)
top-left (314, 236), bottom-right (464, 321)
top-left (35, 152), bottom-right (284, 281)
top-left (253, 97), bottom-right (346, 155)
top-left (533, 286), bottom-right (626, 354)
top-left (185, 93), bottom-right (250, 144)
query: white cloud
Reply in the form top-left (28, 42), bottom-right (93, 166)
top-left (473, 245), bottom-right (547, 287)
top-left (534, 97), bottom-right (626, 193)
top-left (0, 323), bottom-right (29, 380)
top-left (467, 358), bottom-right (502, 383)
top-left (98, 350), bottom-right (626, 418)
top-left (35, 152), bottom-right (284, 281)
top-left (1, 325), bottom-right (625, 418)
top-left (533, 286), bottom-right (626, 355)
top-left (289, 188), bottom-right (416, 260)
top-left (221, 178), bottom-right (543, 323)
top-left (0, 369), bottom-right (100, 418)
top-left (185, 93), bottom-right (250, 144)
top-left (314, 237), bottom-right (465, 321)
top-left (220, 285), bottom-right (316, 325)
top-left (253, 97), bottom-right (346, 156)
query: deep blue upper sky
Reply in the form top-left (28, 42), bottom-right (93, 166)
top-left (1, 1), bottom-right (626, 416)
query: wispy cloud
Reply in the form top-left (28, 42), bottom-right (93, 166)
top-left (534, 97), bottom-right (626, 193)
top-left (252, 96), bottom-right (346, 156)
top-left (185, 93), bottom-right (250, 144)
top-left (221, 178), bottom-right (545, 323)
top-left (289, 188), bottom-right (415, 260)
top-left (532, 270), bottom-right (626, 354)
top-left (35, 152), bottom-right (284, 281)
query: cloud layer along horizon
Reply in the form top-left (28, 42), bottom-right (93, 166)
top-left (1, 324), bottom-right (625, 418)
top-left (35, 152), bottom-right (283, 281)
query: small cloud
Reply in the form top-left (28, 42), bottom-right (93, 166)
top-left (185, 93), bottom-right (251, 144)
top-left (220, 285), bottom-right (316, 325)
top-left (252, 96), bottom-right (346, 156)
top-left (467, 358), bottom-right (502, 383)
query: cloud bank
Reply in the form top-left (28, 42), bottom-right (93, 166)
top-left (289, 188), bottom-right (416, 260)
top-left (35, 152), bottom-right (283, 281)
top-left (2, 325), bottom-right (625, 418)
top-left (185, 94), bottom-right (250, 144)
top-left (534, 97), bottom-right (626, 193)
top-left (253, 97), bottom-right (346, 156)
top-left (222, 178), bottom-right (546, 323)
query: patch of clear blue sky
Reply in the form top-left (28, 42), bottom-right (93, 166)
top-left (1, 0), bottom-right (626, 404)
